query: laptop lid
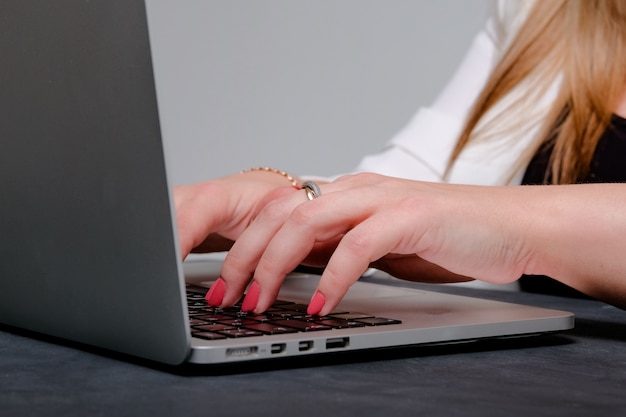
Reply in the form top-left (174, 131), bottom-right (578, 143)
top-left (0, 0), bottom-right (573, 368)
top-left (0, 0), bottom-right (190, 364)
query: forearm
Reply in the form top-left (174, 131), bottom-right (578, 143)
top-left (513, 183), bottom-right (626, 307)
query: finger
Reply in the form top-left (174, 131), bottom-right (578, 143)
top-left (310, 216), bottom-right (404, 316)
top-left (218, 190), bottom-right (307, 307)
top-left (174, 183), bottom-right (229, 258)
top-left (249, 189), bottom-right (377, 312)
top-left (300, 236), bottom-right (343, 267)
top-left (175, 178), bottom-right (296, 259)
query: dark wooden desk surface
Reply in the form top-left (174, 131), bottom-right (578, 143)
top-left (2, 279), bottom-right (625, 417)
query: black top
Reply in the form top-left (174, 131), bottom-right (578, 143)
top-left (519, 114), bottom-right (626, 296)
top-left (522, 115), bottom-right (626, 185)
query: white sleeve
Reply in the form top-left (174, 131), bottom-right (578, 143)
top-left (353, 18), bottom-right (501, 183)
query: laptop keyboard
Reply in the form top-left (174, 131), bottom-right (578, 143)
top-left (187, 285), bottom-right (402, 340)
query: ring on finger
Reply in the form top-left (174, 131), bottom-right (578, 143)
top-left (302, 180), bottom-right (322, 200)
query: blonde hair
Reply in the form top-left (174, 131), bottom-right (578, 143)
top-left (448, 0), bottom-right (626, 184)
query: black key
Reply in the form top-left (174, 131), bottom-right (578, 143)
top-left (217, 318), bottom-right (261, 327)
top-left (221, 307), bottom-right (244, 315)
top-left (354, 317), bottom-right (402, 326)
top-left (188, 299), bottom-right (206, 306)
top-left (281, 303), bottom-right (309, 312)
top-left (299, 314), bottom-right (331, 322)
top-left (314, 318), bottom-right (367, 329)
top-left (270, 319), bottom-right (332, 332)
top-left (264, 307), bottom-right (287, 314)
top-left (193, 323), bottom-right (236, 332)
top-left (189, 318), bottom-right (213, 326)
top-left (264, 299), bottom-right (294, 307)
top-left (192, 331), bottom-right (228, 340)
top-left (244, 313), bottom-right (273, 323)
top-left (200, 313), bottom-right (240, 322)
top-left (192, 314), bottom-right (222, 322)
top-left (188, 310), bottom-right (210, 317)
top-left (329, 312), bottom-right (374, 320)
top-left (267, 311), bottom-right (301, 319)
top-left (186, 286), bottom-right (207, 295)
top-left (242, 323), bottom-right (299, 335)
top-left (217, 328), bottom-right (264, 338)
top-left (188, 307), bottom-right (210, 315)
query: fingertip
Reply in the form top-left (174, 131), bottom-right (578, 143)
top-left (250, 284), bottom-right (280, 314)
top-left (307, 291), bottom-right (326, 316)
top-left (241, 281), bottom-right (260, 312)
top-left (205, 277), bottom-right (226, 306)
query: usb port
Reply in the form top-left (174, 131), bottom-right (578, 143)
top-left (271, 343), bottom-right (286, 354)
top-left (325, 337), bottom-right (350, 350)
top-left (298, 341), bottom-right (313, 352)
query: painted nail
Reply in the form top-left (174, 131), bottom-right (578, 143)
top-left (307, 291), bottom-right (326, 316)
top-left (241, 281), bottom-right (261, 312)
top-left (205, 277), bottom-right (226, 306)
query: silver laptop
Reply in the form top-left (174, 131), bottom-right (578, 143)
top-left (0, 0), bottom-right (573, 366)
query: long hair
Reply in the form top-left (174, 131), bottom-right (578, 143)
top-left (447, 0), bottom-right (626, 184)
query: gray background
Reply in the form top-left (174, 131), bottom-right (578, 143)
top-left (146, 0), bottom-right (490, 185)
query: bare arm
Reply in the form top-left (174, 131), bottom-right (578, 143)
top-left (213, 174), bottom-right (626, 314)
top-left (514, 183), bottom-right (626, 308)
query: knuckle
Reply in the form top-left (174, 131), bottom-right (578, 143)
top-left (194, 181), bottom-right (226, 201)
top-left (287, 204), bottom-right (317, 228)
top-left (256, 199), bottom-right (290, 222)
top-left (342, 229), bottom-right (372, 254)
top-left (334, 171), bottom-right (378, 186)
top-left (351, 171), bottom-right (377, 184)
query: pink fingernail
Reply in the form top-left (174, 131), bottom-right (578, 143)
top-left (307, 291), bottom-right (326, 316)
top-left (241, 281), bottom-right (260, 312)
top-left (205, 277), bottom-right (226, 306)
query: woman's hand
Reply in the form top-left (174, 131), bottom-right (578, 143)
top-left (212, 173), bottom-right (539, 315)
top-left (173, 170), bottom-right (300, 259)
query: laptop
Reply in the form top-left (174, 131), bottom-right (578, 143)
top-left (0, 0), bottom-right (573, 367)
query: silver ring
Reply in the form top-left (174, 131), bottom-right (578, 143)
top-left (302, 180), bottom-right (322, 200)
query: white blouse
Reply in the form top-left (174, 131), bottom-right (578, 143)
top-left (352, 0), bottom-right (552, 186)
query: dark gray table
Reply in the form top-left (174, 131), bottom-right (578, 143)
top-left (2, 279), bottom-right (625, 417)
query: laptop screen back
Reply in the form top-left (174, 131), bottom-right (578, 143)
top-left (0, 0), bottom-right (190, 364)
